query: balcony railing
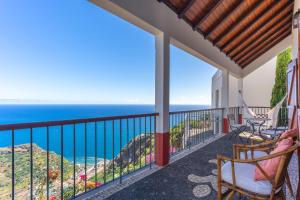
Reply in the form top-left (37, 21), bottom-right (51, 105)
top-left (169, 108), bottom-right (223, 156)
top-left (0, 106), bottom-right (288, 199)
top-left (228, 106), bottom-right (288, 127)
top-left (0, 113), bottom-right (158, 200)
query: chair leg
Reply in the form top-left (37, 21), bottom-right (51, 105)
top-left (279, 190), bottom-right (286, 200)
top-left (237, 192), bottom-right (241, 199)
top-left (225, 190), bottom-right (235, 200)
top-left (217, 160), bottom-right (222, 200)
top-left (285, 172), bottom-right (294, 197)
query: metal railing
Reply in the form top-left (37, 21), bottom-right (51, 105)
top-left (228, 106), bottom-right (288, 127)
top-left (0, 113), bottom-right (158, 200)
top-left (0, 106), bottom-right (289, 199)
top-left (169, 108), bottom-right (223, 156)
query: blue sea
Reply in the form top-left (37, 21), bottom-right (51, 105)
top-left (0, 104), bottom-right (208, 163)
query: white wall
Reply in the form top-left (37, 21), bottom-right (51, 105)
top-left (243, 57), bottom-right (276, 107)
top-left (229, 75), bottom-right (238, 107)
top-left (211, 70), bottom-right (222, 108)
top-left (212, 57), bottom-right (276, 108)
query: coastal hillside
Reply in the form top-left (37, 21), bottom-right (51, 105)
top-left (0, 134), bottom-right (154, 200)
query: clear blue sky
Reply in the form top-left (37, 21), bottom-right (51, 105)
top-left (0, 0), bottom-right (216, 105)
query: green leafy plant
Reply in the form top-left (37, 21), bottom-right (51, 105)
top-left (170, 124), bottom-right (184, 148)
top-left (270, 48), bottom-right (291, 108)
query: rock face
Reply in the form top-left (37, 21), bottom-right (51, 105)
top-left (108, 134), bottom-right (153, 169)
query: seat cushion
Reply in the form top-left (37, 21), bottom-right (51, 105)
top-left (239, 150), bottom-right (268, 160)
top-left (260, 129), bottom-right (283, 137)
top-left (222, 162), bottom-right (274, 195)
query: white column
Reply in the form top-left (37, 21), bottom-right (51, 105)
top-left (155, 32), bottom-right (170, 166)
top-left (155, 32), bottom-right (170, 133)
top-left (221, 69), bottom-right (229, 114)
top-left (220, 69), bottom-right (229, 133)
top-left (237, 78), bottom-right (243, 107)
top-left (237, 78), bottom-right (243, 124)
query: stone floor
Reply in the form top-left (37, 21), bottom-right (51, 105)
top-left (87, 134), bottom-right (298, 200)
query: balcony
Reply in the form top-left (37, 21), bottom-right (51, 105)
top-left (1, 0), bottom-right (300, 199)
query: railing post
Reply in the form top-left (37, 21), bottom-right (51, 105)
top-left (155, 32), bottom-right (170, 166)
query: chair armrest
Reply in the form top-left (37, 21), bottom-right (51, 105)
top-left (234, 138), bottom-right (276, 148)
top-left (233, 141), bottom-right (276, 159)
top-left (219, 143), bottom-right (298, 185)
top-left (223, 143), bottom-right (297, 164)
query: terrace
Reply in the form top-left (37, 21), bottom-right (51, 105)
top-left (1, 0), bottom-right (300, 199)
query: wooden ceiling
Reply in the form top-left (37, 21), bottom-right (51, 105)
top-left (158, 0), bottom-right (294, 68)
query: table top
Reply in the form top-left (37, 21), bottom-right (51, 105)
top-left (244, 117), bottom-right (271, 121)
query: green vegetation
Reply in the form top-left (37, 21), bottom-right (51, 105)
top-left (0, 135), bottom-right (155, 200)
top-left (0, 144), bottom-right (79, 200)
top-left (270, 48), bottom-right (291, 107)
top-left (169, 117), bottom-right (211, 149)
top-left (0, 120), bottom-right (213, 200)
top-left (170, 123), bottom-right (184, 148)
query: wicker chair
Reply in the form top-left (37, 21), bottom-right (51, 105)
top-left (232, 137), bottom-right (295, 197)
top-left (217, 142), bottom-right (298, 200)
top-left (232, 135), bottom-right (297, 159)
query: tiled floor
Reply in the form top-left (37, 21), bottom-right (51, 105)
top-left (85, 134), bottom-right (298, 200)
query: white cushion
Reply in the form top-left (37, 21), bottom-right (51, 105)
top-left (261, 129), bottom-right (283, 136)
top-left (239, 150), bottom-right (268, 159)
top-left (221, 162), bottom-right (276, 195)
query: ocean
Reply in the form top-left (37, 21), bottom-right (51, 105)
top-left (0, 104), bottom-right (209, 162)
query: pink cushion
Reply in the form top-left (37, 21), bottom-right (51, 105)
top-left (254, 138), bottom-right (293, 181)
top-left (280, 128), bottom-right (298, 139)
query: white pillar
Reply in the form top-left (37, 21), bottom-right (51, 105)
top-left (237, 78), bottom-right (243, 124)
top-left (155, 32), bottom-right (170, 166)
top-left (237, 78), bottom-right (243, 107)
top-left (221, 69), bottom-right (229, 133)
top-left (221, 69), bottom-right (229, 113)
top-left (155, 32), bottom-right (170, 133)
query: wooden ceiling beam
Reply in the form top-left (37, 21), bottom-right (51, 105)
top-left (241, 31), bottom-right (291, 68)
top-left (203, 0), bottom-right (242, 39)
top-left (212, 0), bottom-right (264, 46)
top-left (228, 5), bottom-right (292, 58)
top-left (157, 0), bottom-right (206, 35)
top-left (192, 0), bottom-right (223, 31)
top-left (232, 15), bottom-right (292, 61)
top-left (224, 0), bottom-right (292, 55)
top-left (240, 30), bottom-right (291, 68)
top-left (178, 0), bottom-right (197, 19)
top-left (158, 0), bottom-right (180, 13)
top-left (192, 0), bottom-right (221, 31)
top-left (237, 24), bottom-right (291, 65)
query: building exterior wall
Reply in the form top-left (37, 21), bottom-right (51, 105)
top-left (211, 70), bottom-right (222, 108)
top-left (242, 57), bottom-right (276, 107)
top-left (212, 57), bottom-right (276, 108)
